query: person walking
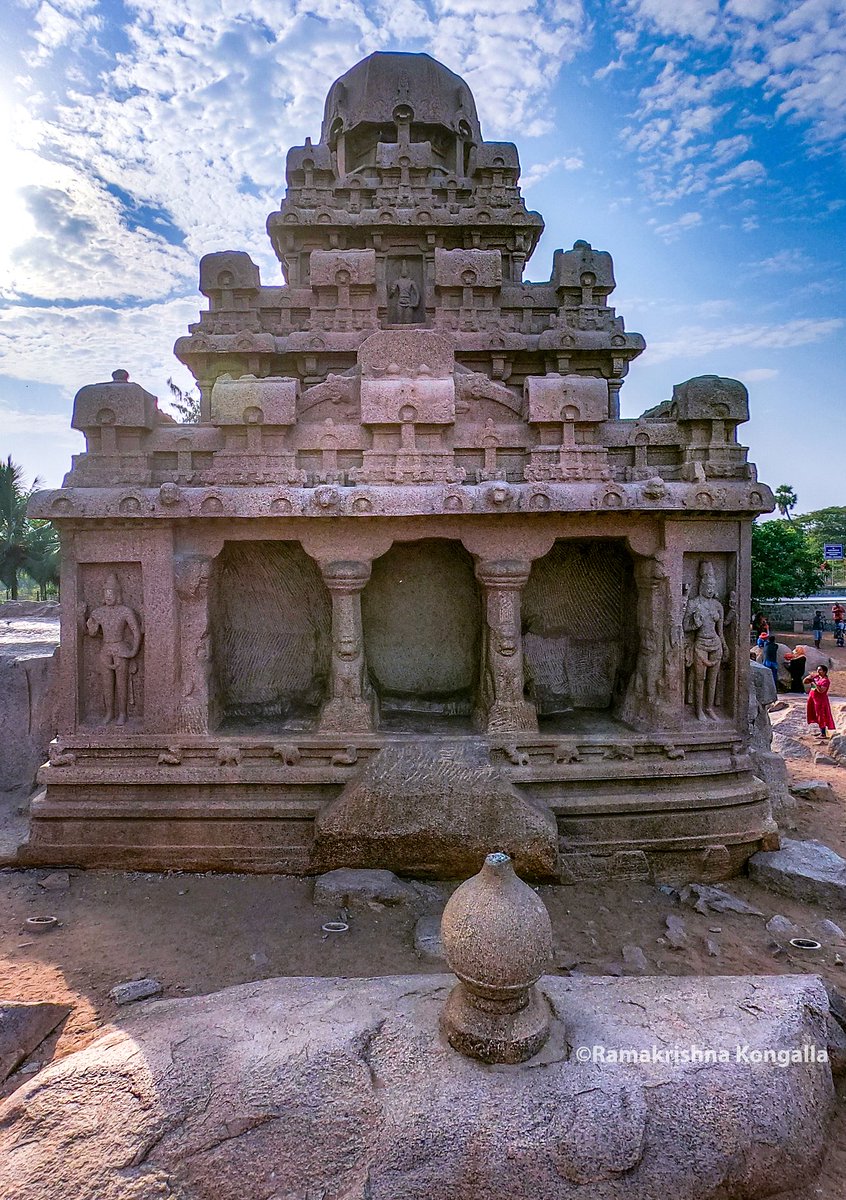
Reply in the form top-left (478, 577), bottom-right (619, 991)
top-left (804, 664), bottom-right (835, 740)
top-left (763, 635), bottom-right (780, 692)
top-left (812, 610), bottom-right (825, 649)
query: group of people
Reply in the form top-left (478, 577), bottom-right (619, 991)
top-left (750, 611), bottom-right (836, 742)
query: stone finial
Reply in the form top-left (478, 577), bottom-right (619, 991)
top-left (440, 851), bottom-right (553, 1063)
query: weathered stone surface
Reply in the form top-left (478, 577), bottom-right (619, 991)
top-left (19, 51), bottom-right (776, 884)
top-left (0, 636), bottom-right (57, 792)
top-left (747, 660), bottom-right (794, 820)
top-left (313, 867), bottom-right (413, 909)
top-left (413, 915), bottom-right (445, 963)
top-left (0, 1001), bottom-right (70, 1082)
top-left (749, 839), bottom-right (846, 908)
top-left (766, 914), bottom-right (802, 939)
top-left (108, 978), bottom-right (163, 1006)
top-left (665, 913), bottom-right (688, 949)
top-left (38, 871), bottom-right (70, 892)
top-left (679, 883), bottom-right (763, 916)
top-left (791, 779), bottom-right (836, 803)
top-left (0, 974), bottom-right (833, 1200)
top-left (621, 943), bottom-right (648, 972)
top-left (440, 853), bottom-right (553, 1063)
top-left (312, 741), bottom-right (560, 881)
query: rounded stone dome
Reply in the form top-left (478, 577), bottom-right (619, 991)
top-left (321, 51), bottom-right (482, 146)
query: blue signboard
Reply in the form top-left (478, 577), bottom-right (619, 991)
top-left (823, 544), bottom-right (844, 560)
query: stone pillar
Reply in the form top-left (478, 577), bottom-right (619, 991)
top-left (175, 555), bottom-right (214, 734)
top-left (319, 560), bottom-right (377, 733)
top-left (475, 560), bottom-right (538, 734)
top-left (620, 548), bottom-right (683, 731)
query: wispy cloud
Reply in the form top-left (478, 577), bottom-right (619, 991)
top-left (647, 317), bottom-right (844, 364)
top-left (521, 155), bottom-right (584, 188)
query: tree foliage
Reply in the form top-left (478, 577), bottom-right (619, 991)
top-left (0, 456), bottom-right (60, 600)
top-left (751, 518), bottom-right (824, 604)
top-left (773, 483), bottom-right (798, 520)
top-left (166, 377), bottom-right (202, 423)
top-left (794, 506), bottom-right (846, 551)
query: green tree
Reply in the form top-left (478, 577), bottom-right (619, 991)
top-left (24, 521), bottom-right (61, 601)
top-left (166, 377), bottom-right (202, 423)
top-left (773, 483), bottom-right (798, 521)
top-left (751, 518), bottom-right (824, 604)
top-left (0, 456), bottom-right (38, 600)
top-left (794, 506), bottom-right (846, 548)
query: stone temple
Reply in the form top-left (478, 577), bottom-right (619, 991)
top-left (26, 51), bottom-right (776, 880)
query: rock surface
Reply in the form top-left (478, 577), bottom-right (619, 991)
top-left (0, 973), bottom-right (834, 1200)
top-left (0, 1001), bottom-right (70, 1082)
top-left (791, 780), bottom-right (836, 803)
top-left (749, 838), bottom-right (846, 908)
top-left (413, 915), bottom-right (445, 962)
top-left (312, 740), bottom-right (560, 880)
top-left (108, 978), bottom-right (163, 1006)
top-left (313, 867), bottom-right (414, 910)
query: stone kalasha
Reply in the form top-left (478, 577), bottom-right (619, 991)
top-left (23, 51), bottom-right (776, 879)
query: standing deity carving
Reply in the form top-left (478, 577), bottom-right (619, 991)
top-left (84, 573), bottom-right (142, 726)
top-left (683, 561), bottom-right (727, 722)
top-left (389, 259), bottom-right (420, 324)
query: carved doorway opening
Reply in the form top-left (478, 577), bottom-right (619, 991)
top-left (522, 539), bottom-right (638, 733)
top-left (210, 541), bottom-right (331, 731)
top-left (362, 538), bottom-right (482, 731)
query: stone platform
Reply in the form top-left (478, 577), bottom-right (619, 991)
top-left (0, 973), bottom-right (834, 1199)
top-left (19, 725), bottom-right (770, 881)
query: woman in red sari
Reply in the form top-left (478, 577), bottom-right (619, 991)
top-left (804, 665), bottom-right (835, 739)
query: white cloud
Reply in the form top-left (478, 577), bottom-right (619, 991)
top-left (651, 210), bottom-right (702, 241)
top-left (738, 367), bottom-right (779, 381)
top-left (521, 155), bottom-right (584, 188)
top-left (647, 317), bottom-right (844, 363)
top-left (749, 248), bottom-right (811, 273)
top-left (628, 0), bottom-right (721, 42)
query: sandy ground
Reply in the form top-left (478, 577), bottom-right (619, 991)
top-left (2, 627), bottom-right (846, 1195)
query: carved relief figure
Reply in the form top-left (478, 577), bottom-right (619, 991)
top-left (389, 259), bottom-right (420, 324)
top-left (683, 561), bottom-right (726, 722)
top-left (85, 573), bottom-right (142, 726)
top-left (175, 556), bottom-right (213, 734)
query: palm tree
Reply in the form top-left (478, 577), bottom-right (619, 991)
top-left (0, 456), bottom-right (38, 600)
top-left (774, 484), bottom-right (798, 521)
top-left (24, 521), bottom-right (61, 601)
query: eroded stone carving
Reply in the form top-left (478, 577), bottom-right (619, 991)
top-left (683, 561), bottom-right (727, 722)
top-left (24, 51), bottom-right (777, 881)
top-left (84, 573), bottom-right (142, 727)
top-left (475, 561), bottom-right (537, 735)
top-left (319, 561), bottom-right (378, 733)
top-left (175, 556), bottom-right (213, 734)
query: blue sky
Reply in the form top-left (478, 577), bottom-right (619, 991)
top-left (0, 0), bottom-right (843, 511)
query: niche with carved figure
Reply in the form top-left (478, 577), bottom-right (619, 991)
top-left (210, 542), bottom-right (331, 730)
top-left (682, 552), bottom-right (738, 719)
top-left (362, 538), bottom-right (482, 729)
top-left (522, 540), bottom-right (638, 720)
top-left (78, 563), bottom-right (144, 729)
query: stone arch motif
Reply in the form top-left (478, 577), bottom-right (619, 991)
top-left (362, 538), bottom-right (482, 727)
top-left (210, 541), bottom-right (331, 728)
top-left (522, 540), bottom-right (638, 715)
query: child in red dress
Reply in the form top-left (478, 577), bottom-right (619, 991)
top-left (804, 665), bottom-right (835, 740)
